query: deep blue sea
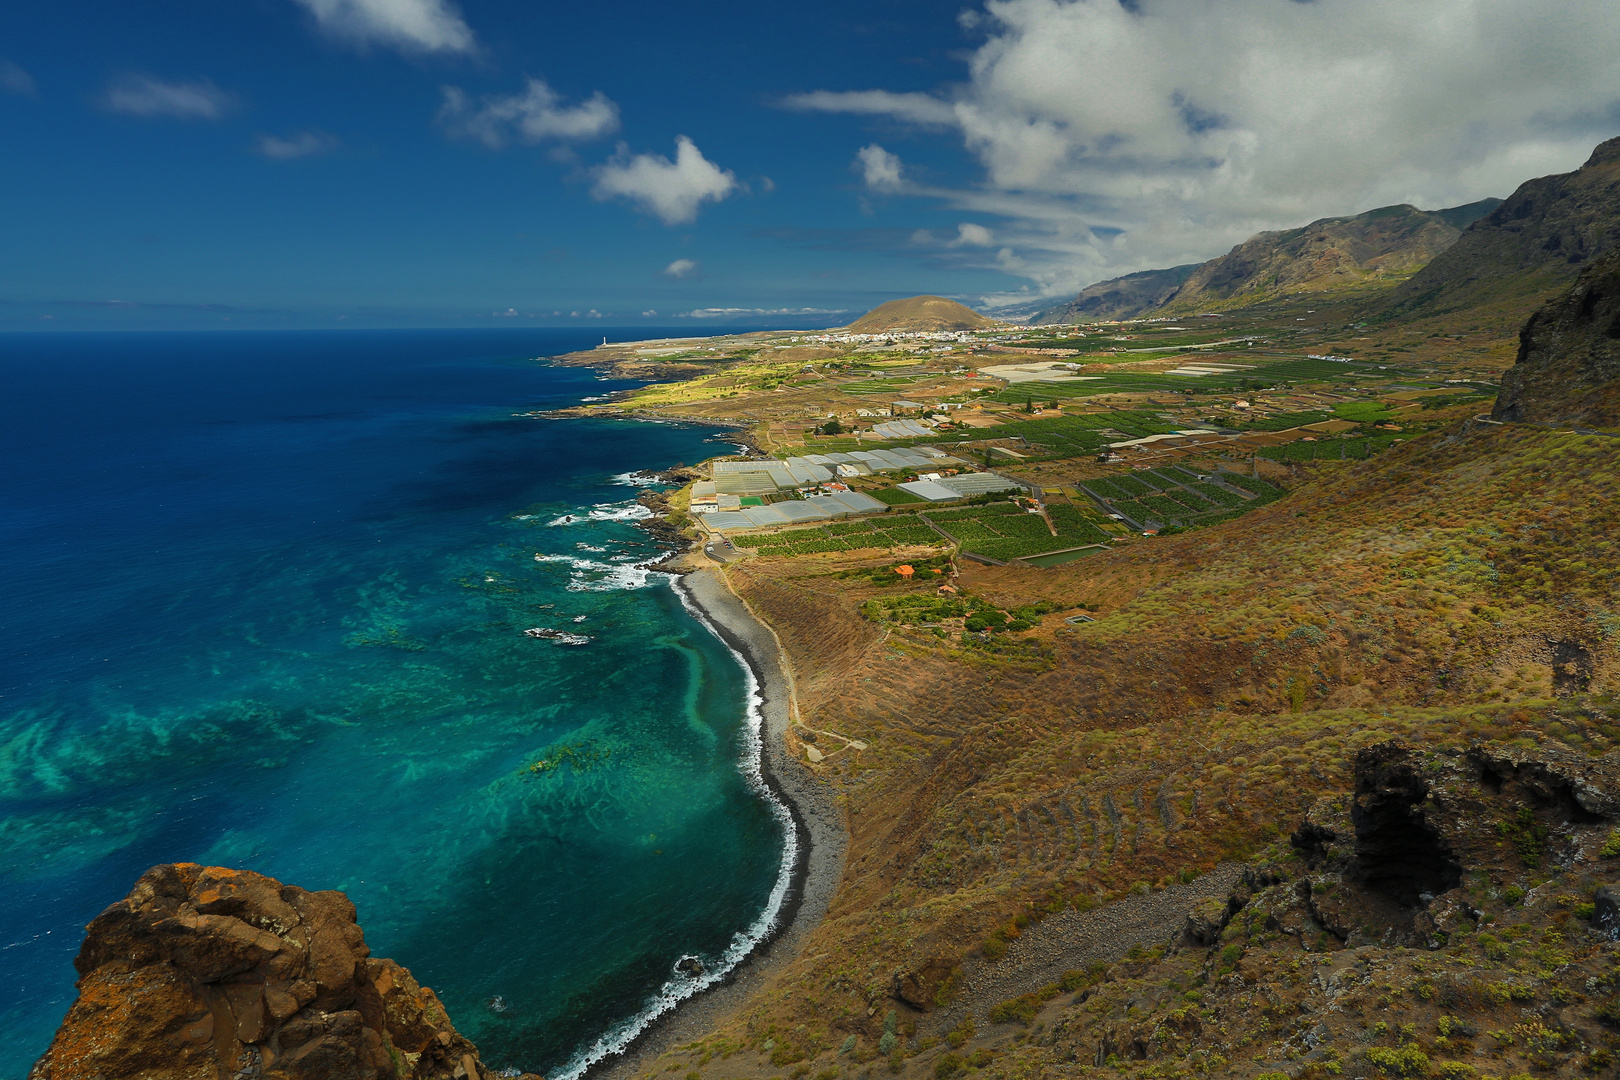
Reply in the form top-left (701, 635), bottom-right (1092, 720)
top-left (0, 330), bottom-right (789, 1079)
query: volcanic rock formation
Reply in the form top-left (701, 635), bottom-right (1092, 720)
top-left (30, 863), bottom-right (530, 1080)
top-left (845, 296), bottom-right (997, 333)
top-left (1493, 248), bottom-right (1620, 427)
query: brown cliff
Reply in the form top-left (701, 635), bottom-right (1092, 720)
top-left (30, 864), bottom-right (533, 1080)
top-left (1493, 247), bottom-right (1620, 427)
top-left (1386, 135), bottom-right (1620, 323)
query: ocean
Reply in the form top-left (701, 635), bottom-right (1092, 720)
top-left (0, 329), bottom-right (788, 1079)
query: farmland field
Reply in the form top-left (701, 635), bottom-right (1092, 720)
top-left (923, 500), bottom-right (1113, 562)
top-left (744, 514), bottom-right (946, 557)
top-left (1079, 467), bottom-right (1282, 529)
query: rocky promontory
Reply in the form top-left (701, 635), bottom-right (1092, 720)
top-left (30, 863), bottom-right (531, 1080)
top-left (1494, 247), bottom-right (1620, 427)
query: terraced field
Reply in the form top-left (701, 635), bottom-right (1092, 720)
top-left (1080, 466), bottom-right (1281, 530)
top-left (924, 501), bottom-right (1114, 562)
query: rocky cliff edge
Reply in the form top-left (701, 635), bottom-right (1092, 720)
top-left (1493, 247), bottom-right (1620, 427)
top-left (30, 863), bottom-right (534, 1080)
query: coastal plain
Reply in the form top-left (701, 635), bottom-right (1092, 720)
top-left (543, 150), bottom-right (1620, 1080)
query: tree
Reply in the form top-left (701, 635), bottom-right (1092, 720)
top-left (818, 418), bottom-right (844, 436)
top-left (1024, 397), bottom-right (1035, 413)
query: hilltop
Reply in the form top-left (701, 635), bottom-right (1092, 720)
top-left (1383, 136), bottom-right (1620, 327)
top-left (846, 295), bottom-right (1000, 333)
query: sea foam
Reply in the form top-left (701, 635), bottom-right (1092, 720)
top-left (552, 579), bottom-right (797, 1080)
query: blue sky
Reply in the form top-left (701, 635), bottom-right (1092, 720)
top-left (3, 0), bottom-right (1619, 329)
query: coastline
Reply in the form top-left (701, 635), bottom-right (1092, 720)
top-left (584, 565), bottom-right (848, 1080)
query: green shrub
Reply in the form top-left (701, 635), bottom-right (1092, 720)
top-left (1602, 829), bottom-right (1620, 857)
top-left (988, 994), bottom-right (1041, 1025)
top-left (933, 1053), bottom-right (965, 1079)
top-left (1365, 1045), bottom-right (1430, 1077)
top-left (945, 1017), bottom-right (975, 1049)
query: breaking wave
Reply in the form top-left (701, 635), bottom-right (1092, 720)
top-left (552, 580), bottom-right (796, 1080)
top-left (547, 501), bottom-right (653, 527)
top-left (532, 553), bottom-right (658, 592)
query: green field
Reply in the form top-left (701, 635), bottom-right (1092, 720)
top-left (1256, 433), bottom-right (1409, 462)
top-left (922, 500), bottom-right (1114, 562)
top-left (745, 514), bottom-right (946, 557)
top-left (1079, 468), bottom-right (1282, 530)
top-left (981, 355), bottom-right (1402, 403)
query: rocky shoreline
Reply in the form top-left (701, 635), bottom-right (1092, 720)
top-left (586, 566), bottom-right (848, 1080)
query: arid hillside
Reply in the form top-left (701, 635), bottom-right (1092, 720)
top-left (634, 405), bottom-right (1620, 1080)
top-left (1157, 201), bottom-right (1500, 315)
top-left (1383, 137), bottom-right (1620, 329)
top-left (1034, 265), bottom-right (1198, 324)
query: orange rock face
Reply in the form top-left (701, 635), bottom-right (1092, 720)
top-left (29, 864), bottom-right (536, 1080)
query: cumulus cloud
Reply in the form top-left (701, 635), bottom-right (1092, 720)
top-left (438, 78), bottom-right (619, 148)
top-left (788, 0), bottom-right (1620, 301)
top-left (592, 136), bottom-right (738, 225)
top-left (949, 222), bottom-right (995, 247)
top-left (255, 130), bottom-right (341, 159)
top-left (855, 144), bottom-right (905, 191)
top-left (1, 59), bottom-right (36, 96)
top-left (663, 258), bottom-right (700, 279)
top-left (103, 75), bottom-right (233, 120)
top-left (291, 0), bottom-right (475, 54)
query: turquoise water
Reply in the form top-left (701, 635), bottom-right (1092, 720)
top-left (0, 330), bottom-right (788, 1078)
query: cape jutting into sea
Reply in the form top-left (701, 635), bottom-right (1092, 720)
top-left (0, 329), bottom-right (789, 1080)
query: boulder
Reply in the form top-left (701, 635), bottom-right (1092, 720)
top-left (1594, 885), bottom-right (1620, 941)
top-left (890, 959), bottom-right (955, 1011)
top-left (29, 864), bottom-right (539, 1080)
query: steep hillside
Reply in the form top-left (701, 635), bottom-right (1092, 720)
top-left (630, 416), bottom-right (1620, 1080)
top-left (1033, 264), bottom-right (1197, 324)
top-left (1494, 247), bottom-right (1620, 427)
top-left (1385, 136), bottom-right (1620, 324)
top-left (1156, 200), bottom-right (1500, 314)
top-left (846, 296), bottom-right (998, 333)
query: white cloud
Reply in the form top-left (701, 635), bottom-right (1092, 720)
top-left (679, 307), bottom-right (848, 318)
top-left (255, 130), bottom-right (341, 160)
top-left (949, 222), bottom-right (995, 247)
top-left (663, 259), bottom-right (700, 279)
top-left (787, 0), bottom-right (1620, 302)
top-left (291, 0), bottom-right (475, 54)
top-left (782, 90), bottom-right (957, 128)
top-left (592, 136), bottom-right (738, 225)
top-left (438, 78), bottom-right (619, 148)
top-left (855, 144), bottom-right (905, 191)
top-left (642, 309), bottom-right (659, 316)
top-left (1, 59), bottom-right (35, 97)
top-left (103, 75), bottom-right (233, 120)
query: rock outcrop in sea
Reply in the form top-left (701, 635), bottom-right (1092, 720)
top-left (30, 863), bottom-right (531, 1080)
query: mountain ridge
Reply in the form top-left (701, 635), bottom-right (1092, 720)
top-left (1382, 136), bottom-right (1620, 325)
top-left (1035, 198), bottom-right (1501, 323)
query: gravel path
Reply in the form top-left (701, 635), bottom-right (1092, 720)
top-left (932, 862), bottom-right (1244, 1033)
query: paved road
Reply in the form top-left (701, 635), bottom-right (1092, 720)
top-left (704, 535), bottom-right (743, 563)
